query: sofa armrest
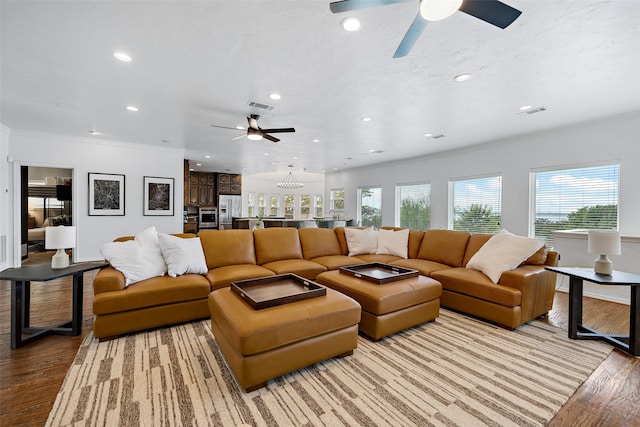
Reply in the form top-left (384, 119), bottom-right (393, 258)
top-left (94, 267), bottom-right (126, 294)
top-left (499, 265), bottom-right (556, 322)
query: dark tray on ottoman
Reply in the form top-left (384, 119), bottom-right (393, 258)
top-left (339, 262), bottom-right (419, 284)
top-left (231, 273), bottom-right (327, 310)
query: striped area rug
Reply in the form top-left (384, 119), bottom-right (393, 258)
top-left (46, 310), bottom-right (611, 427)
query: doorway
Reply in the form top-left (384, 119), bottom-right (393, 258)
top-left (22, 166), bottom-right (73, 262)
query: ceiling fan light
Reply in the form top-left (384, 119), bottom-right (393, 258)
top-left (247, 128), bottom-right (263, 140)
top-left (420, 0), bottom-right (463, 21)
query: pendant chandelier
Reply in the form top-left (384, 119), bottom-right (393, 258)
top-left (277, 172), bottom-right (304, 189)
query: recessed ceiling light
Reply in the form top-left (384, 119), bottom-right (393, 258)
top-left (424, 133), bottom-right (433, 138)
top-left (519, 105), bottom-right (533, 111)
top-left (263, 153), bottom-right (270, 156)
top-left (361, 117), bottom-right (372, 122)
top-left (88, 130), bottom-right (102, 135)
top-left (341, 17), bottom-right (361, 32)
top-left (292, 156), bottom-right (298, 159)
top-left (333, 167), bottom-right (339, 171)
top-left (196, 163), bottom-right (202, 166)
top-left (313, 139), bottom-right (320, 143)
top-left (269, 93), bottom-right (281, 100)
top-left (236, 126), bottom-right (245, 130)
top-left (189, 168), bottom-right (195, 171)
top-left (204, 155), bottom-right (211, 159)
top-left (453, 73), bottom-right (472, 82)
top-left (125, 105), bottom-right (139, 112)
top-left (113, 51), bottom-right (132, 62)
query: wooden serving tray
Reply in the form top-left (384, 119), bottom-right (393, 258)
top-left (231, 274), bottom-right (327, 310)
top-left (339, 263), bottom-right (419, 284)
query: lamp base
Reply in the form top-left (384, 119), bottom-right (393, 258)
top-left (51, 248), bottom-right (70, 269)
top-left (594, 254), bottom-right (613, 275)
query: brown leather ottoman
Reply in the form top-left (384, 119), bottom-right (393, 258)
top-left (315, 270), bottom-right (441, 340)
top-left (208, 287), bottom-right (361, 392)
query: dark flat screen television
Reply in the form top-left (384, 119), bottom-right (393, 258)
top-left (56, 185), bottom-right (72, 201)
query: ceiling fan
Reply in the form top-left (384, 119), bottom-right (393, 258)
top-left (330, 0), bottom-right (522, 58)
top-left (211, 114), bottom-right (295, 143)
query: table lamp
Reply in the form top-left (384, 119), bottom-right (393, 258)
top-left (45, 225), bottom-right (76, 269)
top-left (588, 230), bottom-right (621, 275)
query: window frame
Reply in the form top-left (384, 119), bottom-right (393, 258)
top-left (395, 181), bottom-right (431, 230)
top-left (448, 173), bottom-right (503, 233)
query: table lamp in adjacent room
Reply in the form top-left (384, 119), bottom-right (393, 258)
top-left (45, 225), bottom-right (76, 269)
top-left (588, 230), bottom-right (621, 275)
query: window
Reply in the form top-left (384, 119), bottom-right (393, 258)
top-left (531, 163), bottom-right (619, 247)
top-left (314, 195), bottom-right (323, 218)
top-left (450, 174), bottom-right (502, 233)
top-left (247, 192), bottom-right (254, 217)
top-left (257, 193), bottom-right (265, 217)
top-left (330, 189), bottom-right (344, 211)
top-left (396, 183), bottom-right (431, 230)
top-left (358, 187), bottom-right (382, 228)
top-left (300, 195), bottom-right (311, 218)
top-left (269, 195), bottom-right (280, 216)
top-left (284, 195), bottom-right (295, 218)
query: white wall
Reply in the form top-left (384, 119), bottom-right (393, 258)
top-left (0, 125), bottom-right (12, 271)
top-left (325, 112), bottom-right (640, 237)
top-left (325, 112), bottom-right (640, 303)
top-left (4, 129), bottom-right (185, 265)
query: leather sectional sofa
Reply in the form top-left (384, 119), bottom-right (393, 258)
top-left (92, 227), bottom-right (558, 339)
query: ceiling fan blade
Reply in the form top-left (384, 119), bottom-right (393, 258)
top-left (231, 134), bottom-right (246, 141)
top-left (330, 0), bottom-right (412, 14)
top-left (263, 134), bottom-right (280, 143)
top-left (458, 0), bottom-right (522, 29)
top-left (211, 124), bottom-right (240, 130)
top-left (260, 128), bottom-right (295, 134)
top-left (393, 12), bottom-right (428, 58)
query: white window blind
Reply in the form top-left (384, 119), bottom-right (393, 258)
top-left (531, 163), bottom-right (619, 246)
top-left (396, 183), bottom-right (431, 230)
top-left (450, 175), bottom-right (502, 233)
top-left (330, 189), bottom-right (344, 210)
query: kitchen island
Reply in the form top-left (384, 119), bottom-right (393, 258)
top-left (232, 217), bottom-right (353, 229)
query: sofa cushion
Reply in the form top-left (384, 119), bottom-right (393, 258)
top-left (206, 264), bottom-right (275, 291)
top-left (298, 228), bottom-right (342, 259)
top-left (260, 259), bottom-right (327, 279)
top-left (100, 226), bottom-right (167, 286)
top-left (344, 227), bottom-right (378, 256)
top-left (199, 230), bottom-right (257, 269)
top-left (254, 228), bottom-right (303, 265)
top-left (462, 233), bottom-right (493, 266)
top-left (390, 258), bottom-right (451, 276)
top-left (381, 227), bottom-right (424, 259)
top-left (430, 268), bottom-right (522, 308)
top-left (158, 233), bottom-right (207, 278)
top-left (523, 245), bottom-right (549, 265)
top-left (310, 255), bottom-right (366, 270)
top-left (376, 228), bottom-right (409, 258)
top-left (466, 229), bottom-right (544, 283)
top-left (93, 273), bottom-right (212, 315)
top-left (353, 253), bottom-right (403, 264)
top-left (417, 230), bottom-right (470, 267)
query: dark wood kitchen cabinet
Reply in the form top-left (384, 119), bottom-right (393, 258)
top-left (187, 171), bottom-right (216, 206)
top-left (217, 173), bottom-right (242, 195)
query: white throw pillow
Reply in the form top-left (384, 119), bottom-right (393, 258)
top-left (158, 234), bottom-right (208, 277)
top-left (376, 229), bottom-right (409, 258)
top-left (344, 227), bottom-right (378, 256)
top-left (466, 229), bottom-right (545, 283)
top-left (101, 239), bottom-right (166, 286)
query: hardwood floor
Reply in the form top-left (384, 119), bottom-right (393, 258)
top-left (0, 261), bottom-right (638, 426)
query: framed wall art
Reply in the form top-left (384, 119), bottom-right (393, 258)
top-left (88, 173), bottom-right (125, 216)
top-left (143, 176), bottom-right (174, 216)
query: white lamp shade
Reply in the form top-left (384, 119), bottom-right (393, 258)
top-left (45, 226), bottom-right (76, 250)
top-left (588, 230), bottom-right (621, 255)
top-left (420, 0), bottom-right (463, 21)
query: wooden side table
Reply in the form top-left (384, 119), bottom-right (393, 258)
top-left (0, 262), bottom-right (105, 349)
top-left (546, 266), bottom-right (640, 356)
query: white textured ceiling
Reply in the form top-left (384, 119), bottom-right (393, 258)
top-left (2, 1), bottom-right (639, 177)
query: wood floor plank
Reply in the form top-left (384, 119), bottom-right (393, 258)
top-left (1, 262), bottom-right (638, 426)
